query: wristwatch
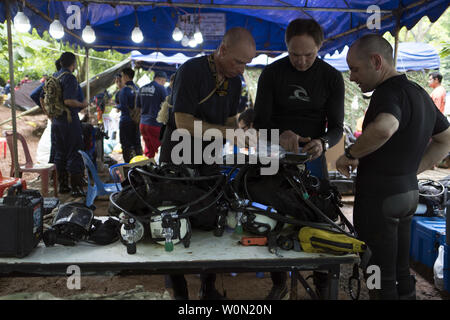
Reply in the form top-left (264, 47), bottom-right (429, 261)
top-left (345, 145), bottom-right (356, 160)
top-left (319, 137), bottom-right (329, 152)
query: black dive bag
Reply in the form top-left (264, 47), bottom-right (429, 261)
top-left (0, 182), bottom-right (43, 258)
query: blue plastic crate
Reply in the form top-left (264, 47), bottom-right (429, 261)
top-left (410, 216), bottom-right (446, 268)
top-left (444, 244), bottom-right (449, 293)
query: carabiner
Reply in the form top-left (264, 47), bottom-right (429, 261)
top-left (348, 264), bottom-right (361, 300)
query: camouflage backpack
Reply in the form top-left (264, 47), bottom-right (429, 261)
top-left (43, 72), bottom-right (72, 122)
top-left (126, 84), bottom-right (140, 125)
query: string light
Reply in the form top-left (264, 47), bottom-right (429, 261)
top-left (132, 26), bottom-right (144, 43)
top-left (181, 34), bottom-right (189, 47)
top-left (82, 20), bottom-right (96, 43)
top-left (172, 25), bottom-right (183, 41)
top-left (49, 14), bottom-right (64, 39)
top-left (173, 14), bottom-right (203, 48)
top-left (188, 35), bottom-right (197, 48)
top-left (131, 7), bottom-right (144, 43)
top-left (14, 6), bottom-right (31, 33)
top-left (194, 26), bottom-right (203, 44)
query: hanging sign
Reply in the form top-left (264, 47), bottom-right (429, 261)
top-left (178, 13), bottom-right (226, 40)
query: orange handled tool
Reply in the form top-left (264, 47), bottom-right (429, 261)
top-left (240, 236), bottom-right (268, 246)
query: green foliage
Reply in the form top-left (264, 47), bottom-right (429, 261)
top-left (441, 42), bottom-right (450, 59)
top-left (384, 7), bottom-right (450, 87)
top-left (0, 23), bottom-right (128, 86)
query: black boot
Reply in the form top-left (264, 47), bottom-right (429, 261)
top-left (199, 274), bottom-right (226, 300)
top-left (313, 271), bottom-right (330, 300)
top-left (57, 170), bottom-right (71, 194)
top-left (123, 148), bottom-right (135, 163)
top-left (70, 173), bottom-right (86, 198)
top-left (170, 275), bottom-right (189, 300)
top-left (397, 275), bottom-right (416, 300)
top-left (266, 272), bottom-right (289, 300)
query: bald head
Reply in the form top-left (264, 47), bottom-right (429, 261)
top-left (350, 34), bottom-right (394, 66)
top-left (222, 27), bottom-right (256, 50)
top-left (347, 34), bottom-right (399, 93)
top-left (216, 27), bottom-right (256, 78)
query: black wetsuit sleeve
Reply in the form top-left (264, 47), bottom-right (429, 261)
top-left (433, 106), bottom-right (450, 135)
top-left (253, 67), bottom-right (274, 130)
top-left (324, 72), bottom-right (345, 147)
top-left (373, 88), bottom-right (402, 122)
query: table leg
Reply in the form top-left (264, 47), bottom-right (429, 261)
top-left (297, 272), bottom-right (319, 300)
top-left (327, 265), bottom-right (340, 300)
top-left (290, 269), bottom-right (298, 300)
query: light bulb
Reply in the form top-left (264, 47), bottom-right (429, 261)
top-left (194, 28), bottom-right (203, 44)
top-left (172, 26), bottom-right (183, 41)
top-left (14, 11), bottom-right (31, 33)
top-left (188, 36), bottom-right (197, 48)
top-left (82, 24), bottom-right (96, 43)
top-left (49, 19), bottom-right (64, 39)
top-left (131, 26), bottom-right (144, 43)
top-left (181, 34), bottom-right (189, 47)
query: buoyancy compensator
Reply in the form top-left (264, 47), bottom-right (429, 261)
top-left (228, 161), bottom-right (344, 235)
top-left (109, 163), bottom-right (228, 253)
top-left (224, 160), bottom-right (371, 300)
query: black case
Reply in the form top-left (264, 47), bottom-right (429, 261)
top-left (0, 182), bottom-right (43, 258)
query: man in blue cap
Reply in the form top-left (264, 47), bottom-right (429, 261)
top-left (117, 67), bottom-right (141, 163)
top-left (41, 52), bottom-right (87, 197)
top-left (136, 71), bottom-right (168, 158)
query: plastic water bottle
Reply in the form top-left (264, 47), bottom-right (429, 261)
top-left (434, 245), bottom-right (445, 290)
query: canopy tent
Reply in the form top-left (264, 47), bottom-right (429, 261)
top-left (323, 42), bottom-right (441, 72)
top-left (131, 41), bottom-right (441, 72)
top-left (0, 1), bottom-right (449, 57)
top-left (4, 80), bottom-right (42, 111)
top-left (1, 0), bottom-right (449, 178)
top-left (130, 51), bottom-right (203, 77)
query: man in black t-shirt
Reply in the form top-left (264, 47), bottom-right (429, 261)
top-left (159, 27), bottom-right (256, 300)
top-left (160, 29), bottom-right (255, 165)
top-left (254, 18), bottom-right (345, 300)
top-left (337, 34), bottom-right (450, 300)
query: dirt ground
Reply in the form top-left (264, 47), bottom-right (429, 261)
top-left (0, 104), bottom-right (449, 300)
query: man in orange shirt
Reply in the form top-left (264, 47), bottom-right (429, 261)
top-left (428, 72), bottom-right (446, 114)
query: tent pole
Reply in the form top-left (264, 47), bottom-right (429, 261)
top-left (5, 0), bottom-right (20, 178)
top-left (393, 14), bottom-right (401, 69)
top-left (394, 29), bottom-right (399, 69)
top-left (86, 47), bottom-right (90, 117)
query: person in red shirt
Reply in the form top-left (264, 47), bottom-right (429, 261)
top-left (428, 72), bottom-right (446, 114)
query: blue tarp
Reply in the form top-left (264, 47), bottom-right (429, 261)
top-left (1, 1), bottom-right (448, 56)
top-left (322, 42), bottom-right (441, 71)
top-left (132, 42), bottom-right (441, 71)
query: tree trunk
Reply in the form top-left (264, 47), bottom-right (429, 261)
top-left (75, 46), bottom-right (86, 83)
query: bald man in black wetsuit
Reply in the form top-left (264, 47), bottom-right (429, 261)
top-left (337, 34), bottom-right (450, 300)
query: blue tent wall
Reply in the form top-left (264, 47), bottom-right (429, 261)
top-left (1, 1), bottom-right (448, 56)
top-left (131, 41), bottom-right (441, 72)
top-left (323, 42), bottom-right (441, 72)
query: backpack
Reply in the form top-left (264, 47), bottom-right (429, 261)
top-left (126, 84), bottom-right (140, 125)
top-left (43, 72), bottom-right (72, 122)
